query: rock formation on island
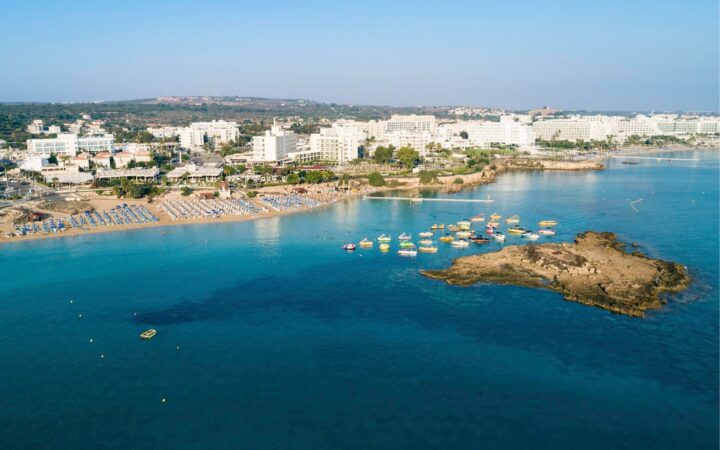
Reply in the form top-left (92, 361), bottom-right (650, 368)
top-left (421, 232), bottom-right (690, 317)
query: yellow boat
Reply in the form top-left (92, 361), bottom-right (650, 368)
top-left (487, 221), bottom-right (500, 228)
top-left (490, 213), bottom-right (501, 221)
top-left (447, 224), bottom-right (460, 232)
top-left (419, 246), bottom-right (438, 253)
top-left (507, 226), bottom-right (526, 235)
top-left (140, 329), bottom-right (157, 340)
top-left (430, 224), bottom-right (439, 230)
top-left (437, 224), bottom-right (445, 229)
top-left (438, 235), bottom-right (454, 243)
top-left (379, 243), bottom-right (390, 251)
top-left (359, 238), bottom-right (373, 248)
top-left (470, 214), bottom-right (485, 222)
top-left (505, 215), bottom-right (520, 224)
top-left (539, 220), bottom-right (558, 227)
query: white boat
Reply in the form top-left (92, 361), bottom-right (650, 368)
top-left (377, 234), bottom-right (391, 242)
top-left (505, 215), bottom-right (520, 224)
top-left (457, 220), bottom-right (471, 230)
top-left (522, 232), bottom-right (540, 240)
top-left (538, 229), bottom-right (556, 236)
top-left (399, 232), bottom-right (411, 241)
top-left (470, 214), bottom-right (485, 222)
top-left (493, 232), bottom-right (506, 242)
top-left (398, 249), bottom-right (417, 257)
top-left (451, 239), bottom-right (469, 248)
top-left (456, 231), bottom-right (471, 239)
top-left (418, 231), bottom-right (433, 238)
top-left (419, 239), bottom-right (433, 246)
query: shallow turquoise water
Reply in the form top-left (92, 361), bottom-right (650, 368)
top-left (1, 150), bottom-right (718, 449)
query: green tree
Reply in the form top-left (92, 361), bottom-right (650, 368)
top-left (418, 170), bottom-right (438, 184)
top-left (453, 177), bottom-right (464, 184)
top-left (223, 166), bottom-right (236, 176)
top-left (287, 173), bottom-right (300, 184)
top-left (368, 171), bottom-right (385, 187)
top-left (48, 153), bottom-right (58, 165)
top-left (109, 156), bottom-right (116, 169)
top-left (373, 146), bottom-right (394, 164)
top-left (396, 146), bottom-right (420, 169)
top-left (305, 171), bottom-right (323, 184)
top-left (459, 131), bottom-right (469, 139)
top-left (180, 186), bottom-right (193, 196)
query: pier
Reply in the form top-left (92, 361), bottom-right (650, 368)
top-left (364, 196), bottom-right (494, 203)
top-left (611, 155), bottom-right (700, 162)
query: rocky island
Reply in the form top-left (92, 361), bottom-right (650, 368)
top-left (421, 232), bottom-right (691, 317)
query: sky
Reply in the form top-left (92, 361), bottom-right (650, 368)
top-left (2, 0), bottom-right (718, 111)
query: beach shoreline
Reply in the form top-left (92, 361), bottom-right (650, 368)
top-left (0, 151), bottom-right (683, 246)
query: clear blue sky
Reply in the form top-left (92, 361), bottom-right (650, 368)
top-left (2, 0), bottom-right (718, 111)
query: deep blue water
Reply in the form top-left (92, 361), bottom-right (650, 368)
top-left (1, 150), bottom-right (718, 450)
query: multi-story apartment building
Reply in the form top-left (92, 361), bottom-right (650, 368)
top-left (386, 114), bottom-right (437, 134)
top-left (27, 133), bottom-right (114, 157)
top-left (461, 117), bottom-right (536, 147)
top-left (252, 125), bottom-right (297, 162)
top-left (308, 125), bottom-right (364, 163)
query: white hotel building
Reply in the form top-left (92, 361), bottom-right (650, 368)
top-left (251, 125), bottom-right (297, 162)
top-left (26, 134), bottom-right (114, 157)
top-left (308, 125), bottom-right (364, 164)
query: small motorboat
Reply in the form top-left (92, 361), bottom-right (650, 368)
top-left (437, 224), bottom-right (445, 229)
top-left (522, 232), bottom-right (540, 240)
top-left (490, 213), bottom-right (501, 221)
top-left (485, 226), bottom-right (495, 235)
top-left (398, 249), bottom-right (417, 257)
top-left (457, 220), bottom-right (471, 230)
top-left (419, 231), bottom-right (433, 238)
top-left (430, 224), bottom-right (439, 230)
top-left (456, 231), bottom-right (471, 239)
top-left (418, 245), bottom-right (438, 253)
top-left (140, 329), bottom-right (157, 341)
top-left (507, 226), bottom-right (527, 235)
top-left (505, 215), bottom-right (520, 224)
top-left (343, 243), bottom-right (357, 251)
top-left (538, 229), bottom-right (556, 236)
top-left (377, 234), bottom-right (392, 242)
top-left (538, 220), bottom-right (558, 227)
top-left (419, 239), bottom-right (433, 246)
top-left (470, 214), bottom-right (485, 222)
top-left (359, 238), bottom-right (374, 247)
top-left (399, 241), bottom-right (415, 248)
top-left (438, 234), bottom-right (454, 243)
top-left (447, 224), bottom-right (460, 232)
top-left (451, 239), bottom-right (469, 248)
top-left (487, 221), bottom-right (500, 228)
top-left (379, 243), bottom-right (390, 251)
top-left (471, 236), bottom-right (490, 244)
top-left (493, 232), bottom-right (506, 242)
top-left (399, 232), bottom-right (411, 241)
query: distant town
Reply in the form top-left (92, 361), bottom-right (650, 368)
top-left (0, 97), bottom-right (718, 241)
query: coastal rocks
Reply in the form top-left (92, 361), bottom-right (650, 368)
top-left (420, 231), bottom-right (691, 317)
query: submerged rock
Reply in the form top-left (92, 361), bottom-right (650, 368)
top-left (421, 232), bottom-right (691, 317)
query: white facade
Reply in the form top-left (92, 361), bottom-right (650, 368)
top-left (388, 131), bottom-right (435, 155)
top-left (386, 115), bottom-right (437, 134)
top-left (308, 125), bottom-right (364, 164)
top-left (251, 125), bottom-right (297, 162)
top-left (179, 128), bottom-right (206, 149)
top-left (463, 117), bottom-right (536, 147)
top-left (78, 135), bottom-right (114, 153)
top-left (27, 133), bottom-right (113, 156)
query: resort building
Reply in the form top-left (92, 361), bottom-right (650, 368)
top-left (95, 168), bottom-right (160, 181)
top-left (387, 131), bottom-right (436, 156)
top-left (308, 125), bottom-right (364, 164)
top-left (462, 117), bottom-right (536, 148)
top-left (166, 164), bottom-right (223, 183)
top-left (386, 115), bottom-right (437, 134)
top-left (252, 125), bottom-right (297, 162)
top-left (26, 133), bottom-right (114, 157)
top-left (177, 120), bottom-right (240, 149)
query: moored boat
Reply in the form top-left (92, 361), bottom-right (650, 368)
top-left (538, 228), bottom-right (556, 236)
top-left (430, 224), bottom-right (439, 230)
top-left (487, 221), bottom-right (500, 228)
top-left (470, 214), bottom-right (485, 222)
top-left (507, 225), bottom-right (527, 235)
top-left (379, 243), bottom-right (390, 251)
top-left (505, 215), bottom-right (520, 224)
top-left (438, 234), bottom-right (454, 242)
top-left (485, 226), bottom-right (495, 235)
top-left (456, 231), bottom-right (471, 239)
top-left (451, 239), bottom-right (469, 248)
top-left (447, 224), bottom-right (460, 232)
top-left (343, 243), bottom-right (357, 251)
top-left (359, 238), bottom-right (374, 247)
top-left (490, 213), bottom-right (501, 221)
top-left (493, 232), bottom-right (506, 242)
top-left (457, 220), bottom-right (471, 230)
top-left (399, 241), bottom-right (415, 248)
top-left (419, 239), bottom-right (433, 246)
top-left (399, 232), bottom-right (411, 241)
top-left (377, 234), bottom-right (392, 242)
top-left (140, 329), bottom-right (157, 340)
top-left (418, 245), bottom-right (438, 253)
top-left (538, 220), bottom-right (558, 227)
top-left (437, 224), bottom-right (445, 229)
top-left (471, 236), bottom-right (490, 244)
top-left (522, 232), bottom-right (540, 240)
top-left (398, 249), bottom-right (417, 257)
top-left (419, 231), bottom-right (433, 238)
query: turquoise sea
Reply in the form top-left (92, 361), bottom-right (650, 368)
top-left (1, 150), bottom-right (718, 449)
